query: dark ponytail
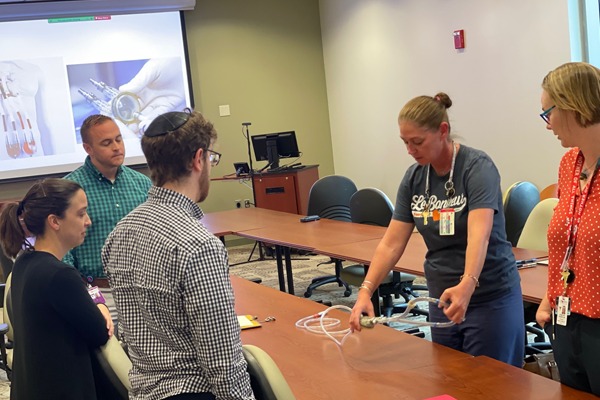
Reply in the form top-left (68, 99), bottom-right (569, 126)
top-left (0, 202), bottom-right (28, 259)
top-left (0, 179), bottom-right (82, 258)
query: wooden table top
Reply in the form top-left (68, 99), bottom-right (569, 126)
top-left (232, 276), bottom-right (593, 400)
top-left (202, 208), bottom-right (302, 237)
top-left (236, 218), bottom-right (387, 251)
top-left (232, 275), bottom-right (471, 399)
top-left (316, 233), bottom-right (550, 304)
top-left (391, 355), bottom-right (598, 400)
top-left (209, 209), bottom-right (551, 303)
top-left (520, 264), bottom-right (550, 304)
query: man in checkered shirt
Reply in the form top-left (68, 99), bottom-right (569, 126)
top-left (102, 110), bottom-right (254, 400)
top-left (63, 115), bottom-right (152, 325)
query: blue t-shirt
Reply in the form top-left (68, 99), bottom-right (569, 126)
top-left (393, 144), bottom-right (519, 304)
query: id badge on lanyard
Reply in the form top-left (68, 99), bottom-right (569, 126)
top-left (556, 296), bottom-right (571, 326)
top-left (88, 286), bottom-right (106, 304)
top-left (558, 152), bottom-right (600, 325)
top-left (439, 209), bottom-right (455, 236)
top-left (424, 142), bottom-right (458, 234)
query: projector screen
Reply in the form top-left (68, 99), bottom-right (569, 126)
top-left (0, 11), bottom-right (192, 182)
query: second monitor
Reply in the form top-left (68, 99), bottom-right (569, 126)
top-left (251, 131), bottom-right (300, 170)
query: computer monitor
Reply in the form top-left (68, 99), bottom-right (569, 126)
top-left (251, 131), bottom-right (300, 170)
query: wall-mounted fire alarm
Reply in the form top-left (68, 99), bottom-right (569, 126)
top-left (453, 30), bottom-right (465, 49)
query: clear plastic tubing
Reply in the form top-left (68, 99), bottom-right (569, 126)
top-left (296, 297), bottom-right (456, 346)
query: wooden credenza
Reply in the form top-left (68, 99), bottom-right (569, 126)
top-left (253, 165), bottom-right (318, 215)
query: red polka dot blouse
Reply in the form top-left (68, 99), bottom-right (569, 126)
top-left (547, 148), bottom-right (600, 318)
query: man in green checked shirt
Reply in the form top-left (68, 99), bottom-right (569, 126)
top-left (63, 115), bottom-right (152, 325)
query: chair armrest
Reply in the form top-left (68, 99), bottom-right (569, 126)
top-left (0, 284), bottom-right (6, 308)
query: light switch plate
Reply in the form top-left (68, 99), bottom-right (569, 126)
top-left (219, 105), bottom-right (231, 117)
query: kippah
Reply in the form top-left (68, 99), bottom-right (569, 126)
top-left (144, 111), bottom-right (191, 137)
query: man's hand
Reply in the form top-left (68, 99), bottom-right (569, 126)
top-left (97, 304), bottom-right (114, 338)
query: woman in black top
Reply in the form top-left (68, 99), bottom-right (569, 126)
top-left (0, 179), bottom-right (113, 400)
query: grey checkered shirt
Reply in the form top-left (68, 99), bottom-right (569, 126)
top-left (102, 186), bottom-right (254, 400)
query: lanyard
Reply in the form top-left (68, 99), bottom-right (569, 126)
top-left (425, 141), bottom-right (457, 206)
top-left (562, 151), bottom-right (600, 272)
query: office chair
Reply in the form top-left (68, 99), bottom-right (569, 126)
top-left (516, 199), bottom-right (558, 355)
top-left (90, 336), bottom-right (132, 400)
top-left (92, 338), bottom-right (297, 400)
top-left (517, 198), bottom-right (559, 252)
top-left (504, 181), bottom-right (540, 247)
top-left (303, 175), bottom-right (357, 298)
top-left (340, 188), bottom-right (427, 318)
top-left (242, 345), bottom-right (296, 400)
top-left (539, 183), bottom-right (558, 201)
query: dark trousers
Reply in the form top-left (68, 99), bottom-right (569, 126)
top-left (545, 311), bottom-right (600, 396)
top-left (164, 393), bottom-right (216, 400)
top-left (429, 285), bottom-right (525, 367)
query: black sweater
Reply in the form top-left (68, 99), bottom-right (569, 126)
top-left (10, 251), bottom-right (109, 400)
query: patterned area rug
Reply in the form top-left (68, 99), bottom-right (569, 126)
top-left (0, 370), bottom-right (9, 399)
top-left (227, 243), bottom-right (434, 340)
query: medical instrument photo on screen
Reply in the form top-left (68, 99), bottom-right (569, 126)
top-left (0, 61), bottom-right (49, 159)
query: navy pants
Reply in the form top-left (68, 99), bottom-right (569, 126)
top-left (545, 312), bottom-right (600, 396)
top-left (429, 285), bottom-right (525, 367)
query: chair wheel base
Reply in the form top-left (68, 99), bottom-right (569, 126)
top-left (304, 291), bottom-right (312, 298)
top-left (343, 289), bottom-right (352, 297)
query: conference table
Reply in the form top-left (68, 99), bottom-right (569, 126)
top-left (207, 209), bottom-right (593, 399)
top-left (317, 234), bottom-right (550, 304)
top-left (203, 207), bottom-right (388, 295)
top-left (233, 276), bottom-right (596, 400)
top-left (204, 208), bottom-right (550, 304)
top-left (201, 207), bottom-right (303, 237)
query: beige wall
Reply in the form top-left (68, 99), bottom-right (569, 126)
top-left (0, 0), bottom-right (335, 215)
top-left (320, 0), bottom-right (571, 202)
top-left (185, 0), bottom-right (334, 213)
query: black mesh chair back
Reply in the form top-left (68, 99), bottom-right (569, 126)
top-left (303, 175), bottom-right (357, 298)
top-left (504, 181), bottom-right (540, 247)
top-left (307, 175), bottom-right (357, 222)
top-left (350, 188), bottom-right (394, 227)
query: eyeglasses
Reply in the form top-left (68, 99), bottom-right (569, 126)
top-left (540, 105), bottom-right (555, 124)
top-left (204, 149), bottom-right (221, 167)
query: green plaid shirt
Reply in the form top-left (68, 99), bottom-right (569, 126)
top-left (63, 156), bottom-right (152, 278)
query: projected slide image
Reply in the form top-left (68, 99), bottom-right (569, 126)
top-left (0, 58), bottom-right (75, 161)
top-left (67, 57), bottom-right (186, 143)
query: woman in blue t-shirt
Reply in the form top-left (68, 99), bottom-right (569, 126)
top-left (349, 93), bottom-right (524, 367)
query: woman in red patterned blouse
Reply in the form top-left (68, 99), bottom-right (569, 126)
top-left (537, 62), bottom-right (600, 396)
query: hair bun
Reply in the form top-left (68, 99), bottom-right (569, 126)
top-left (434, 93), bottom-right (452, 109)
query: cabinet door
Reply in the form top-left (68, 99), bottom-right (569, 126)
top-left (254, 174), bottom-right (298, 214)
